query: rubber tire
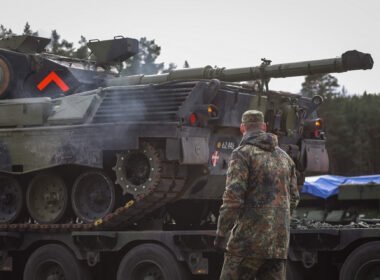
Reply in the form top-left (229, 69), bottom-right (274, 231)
top-left (117, 243), bottom-right (190, 280)
top-left (23, 244), bottom-right (92, 280)
top-left (339, 241), bottom-right (380, 280)
top-left (286, 260), bottom-right (305, 280)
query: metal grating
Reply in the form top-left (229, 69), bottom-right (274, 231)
top-left (92, 82), bottom-right (197, 123)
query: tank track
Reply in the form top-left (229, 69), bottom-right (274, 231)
top-left (0, 157), bottom-right (187, 232)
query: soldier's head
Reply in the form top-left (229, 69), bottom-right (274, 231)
top-left (240, 110), bottom-right (266, 135)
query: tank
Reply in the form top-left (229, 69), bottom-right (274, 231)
top-left (0, 35), bottom-right (374, 231)
top-left (293, 182), bottom-right (380, 227)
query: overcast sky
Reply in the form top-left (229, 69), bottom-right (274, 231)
top-left (2, 0), bottom-right (379, 94)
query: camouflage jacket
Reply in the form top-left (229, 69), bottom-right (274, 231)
top-left (216, 131), bottom-right (299, 259)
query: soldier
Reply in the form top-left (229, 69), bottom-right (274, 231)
top-left (214, 110), bottom-right (300, 280)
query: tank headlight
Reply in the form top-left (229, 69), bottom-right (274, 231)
top-left (312, 95), bottom-right (323, 105)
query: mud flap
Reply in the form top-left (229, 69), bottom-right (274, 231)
top-left (181, 137), bottom-right (209, 164)
top-left (301, 139), bottom-right (329, 173)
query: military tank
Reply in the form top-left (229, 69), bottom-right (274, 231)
top-left (0, 35), bottom-right (373, 231)
top-left (293, 180), bottom-right (380, 226)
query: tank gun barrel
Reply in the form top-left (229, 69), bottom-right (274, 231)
top-left (107, 50), bottom-right (373, 86)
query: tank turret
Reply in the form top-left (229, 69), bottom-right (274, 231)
top-left (0, 35), bottom-right (373, 98)
top-left (0, 35), bottom-right (137, 99)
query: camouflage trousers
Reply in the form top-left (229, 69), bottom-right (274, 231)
top-left (219, 253), bottom-right (286, 280)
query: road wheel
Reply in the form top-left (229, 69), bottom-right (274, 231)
top-left (0, 175), bottom-right (22, 223)
top-left (26, 173), bottom-right (68, 223)
top-left (71, 170), bottom-right (115, 223)
top-left (117, 243), bottom-right (190, 280)
top-left (286, 260), bottom-right (305, 280)
top-left (23, 244), bottom-right (91, 280)
top-left (339, 241), bottom-right (380, 280)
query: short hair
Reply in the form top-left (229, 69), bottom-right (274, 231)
top-left (241, 110), bottom-right (264, 123)
top-left (243, 122), bottom-right (265, 132)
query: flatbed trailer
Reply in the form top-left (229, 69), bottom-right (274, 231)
top-left (0, 229), bottom-right (222, 280)
top-left (288, 227), bottom-right (380, 280)
top-left (1, 226), bottom-right (380, 279)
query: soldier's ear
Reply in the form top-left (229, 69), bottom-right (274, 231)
top-left (240, 123), bottom-right (246, 135)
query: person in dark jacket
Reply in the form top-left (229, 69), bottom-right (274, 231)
top-left (215, 110), bottom-right (300, 280)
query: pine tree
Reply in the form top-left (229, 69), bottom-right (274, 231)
top-left (48, 30), bottom-right (75, 57)
top-left (75, 36), bottom-right (90, 59)
top-left (317, 93), bottom-right (380, 176)
top-left (0, 25), bottom-right (14, 39)
top-left (22, 22), bottom-right (38, 36)
top-left (301, 74), bottom-right (340, 99)
top-left (121, 37), bottom-right (165, 75)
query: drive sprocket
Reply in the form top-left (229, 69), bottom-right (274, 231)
top-left (113, 142), bottom-right (161, 197)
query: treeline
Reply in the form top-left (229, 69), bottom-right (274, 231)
top-left (318, 94), bottom-right (380, 176)
top-left (301, 74), bottom-right (380, 176)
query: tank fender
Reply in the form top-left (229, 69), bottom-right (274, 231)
top-left (300, 139), bottom-right (329, 173)
top-left (166, 138), bottom-right (181, 161)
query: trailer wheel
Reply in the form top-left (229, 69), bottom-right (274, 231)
top-left (117, 243), bottom-right (190, 280)
top-left (339, 241), bottom-right (380, 280)
top-left (23, 244), bottom-right (91, 280)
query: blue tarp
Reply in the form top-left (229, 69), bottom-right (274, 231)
top-left (302, 175), bottom-right (380, 199)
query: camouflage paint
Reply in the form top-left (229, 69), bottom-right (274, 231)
top-left (216, 131), bottom-right (299, 259)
